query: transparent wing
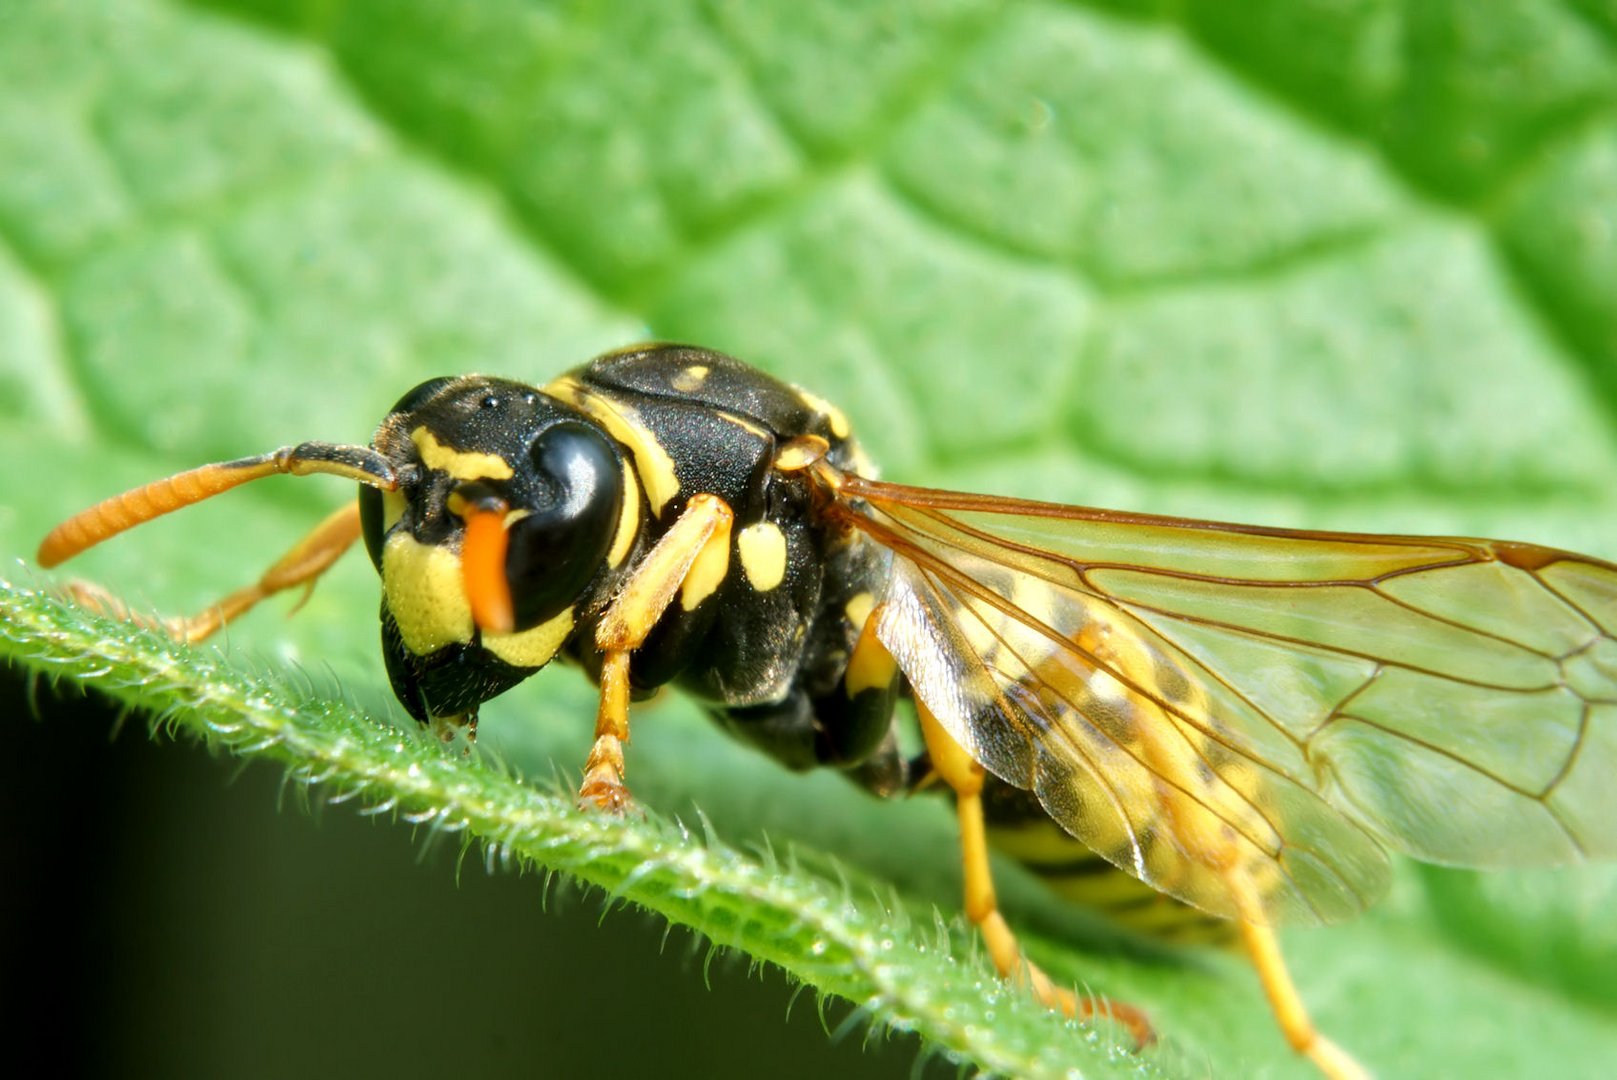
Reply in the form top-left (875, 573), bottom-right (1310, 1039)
top-left (834, 476), bottom-right (1617, 926)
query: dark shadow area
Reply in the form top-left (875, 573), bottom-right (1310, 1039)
top-left (0, 664), bottom-right (951, 1079)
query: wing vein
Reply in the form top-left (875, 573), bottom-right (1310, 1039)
top-left (897, 504), bottom-right (1321, 755)
top-left (919, 549), bottom-right (1364, 916)
top-left (828, 472), bottom-right (1617, 917)
top-left (1112, 597), bottom-right (1561, 695)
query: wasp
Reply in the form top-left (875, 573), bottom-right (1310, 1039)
top-left (38, 344), bottom-right (1617, 1079)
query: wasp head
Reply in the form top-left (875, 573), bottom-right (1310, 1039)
top-left (360, 376), bottom-right (625, 721)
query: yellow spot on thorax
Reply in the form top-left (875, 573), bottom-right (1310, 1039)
top-left (411, 427), bottom-right (513, 481)
top-left (717, 412), bottom-right (771, 439)
top-left (546, 377), bottom-right (681, 517)
top-left (794, 386), bottom-right (851, 440)
top-left (736, 521), bottom-right (787, 591)
top-left (671, 364), bottom-right (709, 392)
top-left (383, 532), bottom-right (473, 654)
top-left (775, 435), bottom-right (829, 472)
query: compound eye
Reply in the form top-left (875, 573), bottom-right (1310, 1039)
top-left (505, 421), bottom-right (623, 629)
top-left (358, 482), bottom-right (386, 570)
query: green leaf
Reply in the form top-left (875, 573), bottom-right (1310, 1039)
top-left (3, 1), bottom-right (1616, 1077)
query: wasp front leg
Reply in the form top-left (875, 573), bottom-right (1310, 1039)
top-left (581, 493), bottom-right (734, 812)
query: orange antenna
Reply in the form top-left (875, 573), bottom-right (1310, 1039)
top-left (446, 484), bottom-right (515, 634)
top-left (460, 505), bottom-right (515, 634)
top-left (38, 442), bottom-right (398, 568)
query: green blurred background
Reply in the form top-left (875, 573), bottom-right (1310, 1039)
top-left (4, 1), bottom-right (1617, 1077)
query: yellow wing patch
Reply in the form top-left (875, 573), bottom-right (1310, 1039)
top-left (836, 476), bottom-right (1617, 927)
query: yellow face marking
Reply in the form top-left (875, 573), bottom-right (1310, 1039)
top-left (482, 607), bottom-right (575, 669)
top-left (794, 386), bottom-right (851, 440)
top-left (680, 509), bottom-right (734, 611)
top-left (382, 532), bottom-right (474, 654)
top-left (381, 489), bottom-right (407, 533)
top-left (546, 377), bottom-right (681, 516)
top-left (411, 427), bottom-right (514, 481)
top-left (671, 364), bottom-right (709, 392)
top-left (736, 522), bottom-right (787, 591)
top-left (606, 459), bottom-right (641, 568)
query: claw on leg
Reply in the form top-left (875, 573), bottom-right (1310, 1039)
top-left (979, 907), bottom-right (1156, 1046)
top-left (578, 649), bottom-right (634, 814)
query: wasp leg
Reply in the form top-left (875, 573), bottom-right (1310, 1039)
top-left (67, 502), bottom-right (362, 645)
top-left (1127, 703), bottom-right (1371, 1078)
top-left (1230, 880), bottom-right (1370, 1080)
top-left (579, 649), bottom-right (633, 813)
top-left (915, 697), bottom-right (1156, 1047)
top-left (582, 493), bottom-right (734, 813)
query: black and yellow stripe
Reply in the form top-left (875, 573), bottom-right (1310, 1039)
top-left (983, 782), bottom-right (1235, 946)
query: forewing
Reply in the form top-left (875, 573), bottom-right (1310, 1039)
top-left (839, 478), bottom-right (1617, 926)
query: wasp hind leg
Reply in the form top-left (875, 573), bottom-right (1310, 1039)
top-left (580, 492), bottom-right (734, 813)
top-left (914, 698), bottom-right (1155, 1047)
top-left (66, 502), bottom-right (363, 645)
top-left (1235, 897), bottom-right (1370, 1080)
top-left (1139, 733), bottom-right (1371, 1078)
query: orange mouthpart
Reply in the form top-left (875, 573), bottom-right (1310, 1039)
top-left (461, 507), bottom-right (515, 634)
